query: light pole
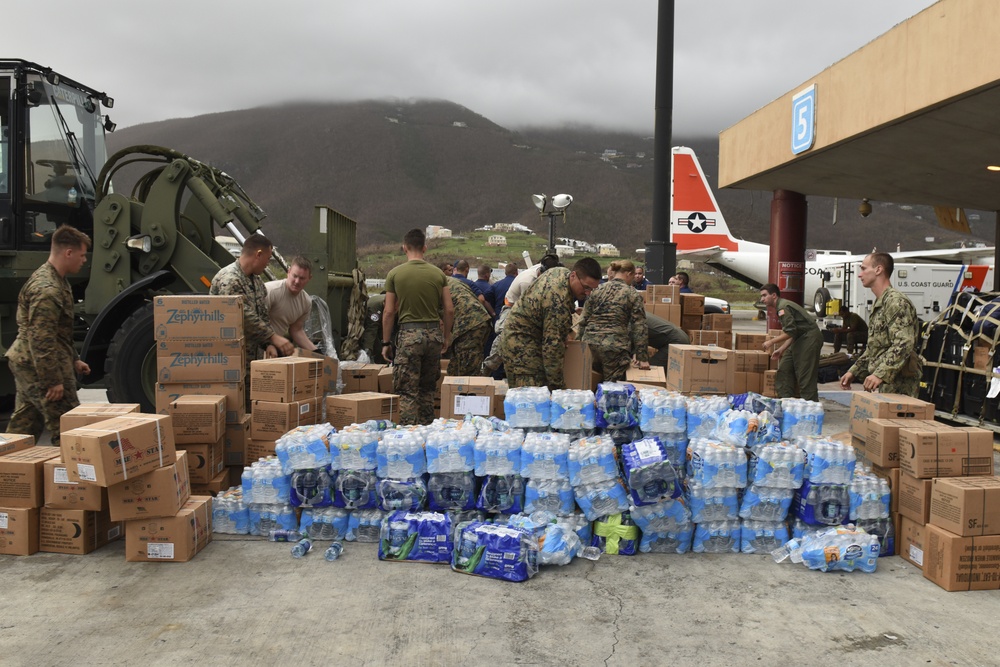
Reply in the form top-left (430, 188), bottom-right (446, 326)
top-left (531, 193), bottom-right (573, 255)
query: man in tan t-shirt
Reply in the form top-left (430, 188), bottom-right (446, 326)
top-left (265, 256), bottom-right (317, 355)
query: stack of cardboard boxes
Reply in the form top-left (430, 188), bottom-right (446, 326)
top-left (169, 395), bottom-right (227, 494)
top-left (153, 295), bottom-right (250, 478)
top-left (248, 357), bottom-right (324, 459)
top-left (849, 391), bottom-right (1000, 591)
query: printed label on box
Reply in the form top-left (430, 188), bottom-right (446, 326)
top-left (147, 543), bottom-right (175, 559)
top-left (908, 545), bottom-right (923, 566)
top-left (54, 467), bottom-right (74, 485)
top-left (455, 395), bottom-right (491, 416)
top-left (77, 464), bottom-right (97, 483)
top-left (0, 512), bottom-right (7, 529)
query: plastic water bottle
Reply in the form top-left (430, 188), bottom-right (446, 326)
top-left (268, 529), bottom-right (301, 542)
top-left (580, 546), bottom-right (602, 561)
top-left (67, 187), bottom-right (78, 206)
top-left (290, 537), bottom-right (313, 558)
top-left (638, 389), bottom-right (686, 433)
top-left (324, 541), bottom-right (344, 561)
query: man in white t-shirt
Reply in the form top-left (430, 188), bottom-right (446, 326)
top-left (265, 256), bottom-right (317, 355)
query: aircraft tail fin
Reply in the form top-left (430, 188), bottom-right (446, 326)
top-left (670, 146), bottom-right (739, 252)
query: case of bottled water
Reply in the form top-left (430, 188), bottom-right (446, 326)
top-left (378, 510), bottom-right (454, 563)
top-left (451, 521), bottom-right (539, 581)
top-left (729, 391), bottom-right (782, 419)
top-left (630, 498), bottom-right (692, 535)
top-left (376, 431), bottom-right (427, 479)
top-left (738, 485), bottom-right (794, 522)
top-left (345, 508), bottom-right (386, 542)
top-left (691, 520), bottom-right (741, 553)
top-left (747, 443), bottom-right (806, 489)
top-left (639, 521), bottom-right (694, 554)
top-left (686, 481), bottom-right (740, 523)
top-left (794, 480), bottom-right (850, 526)
top-left (740, 520), bottom-right (791, 554)
top-left (637, 388), bottom-right (686, 434)
top-left (476, 474), bottom-right (525, 514)
top-left (474, 429), bottom-right (523, 476)
top-left (797, 437), bottom-right (857, 483)
top-left (849, 475), bottom-right (891, 521)
top-left (289, 467), bottom-right (333, 508)
top-left (592, 511), bottom-right (640, 555)
top-left (747, 410), bottom-right (782, 447)
top-left (687, 440), bottom-right (748, 489)
top-left (212, 489), bottom-right (250, 535)
top-left (781, 399), bottom-right (825, 438)
top-left (243, 458), bottom-right (292, 505)
top-left (641, 432), bottom-right (688, 468)
top-left (275, 423), bottom-right (334, 473)
top-left (537, 522), bottom-right (583, 565)
top-left (550, 389), bottom-right (597, 431)
top-left (425, 427), bottom-right (476, 473)
top-left (772, 525), bottom-right (881, 573)
top-left (573, 477), bottom-right (630, 521)
top-left (685, 396), bottom-right (730, 440)
top-left (620, 437), bottom-right (682, 506)
top-left (714, 409), bottom-right (759, 447)
top-left (376, 476), bottom-right (428, 512)
top-left (524, 477), bottom-right (575, 516)
top-left (331, 430), bottom-right (379, 470)
top-left (856, 517), bottom-right (895, 557)
top-left (333, 469), bottom-right (378, 510)
top-left (595, 382), bottom-right (639, 429)
top-left (555, 512), bottom-right (593, 544)
top-left (503, 386), bottom-right (551, 428)
top-left (567, 436), bottom-right (618, 487)
top-left (300, 507), bottom-right (350, 541)
top-left (248, 503), bottom-right (297, 537)
top-left (519, 432), bottom-right (571, 480)
top-left (427, 471), bottom-right (477, 511)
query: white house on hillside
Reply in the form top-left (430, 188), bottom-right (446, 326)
top-left (487, 235), bottom-right (507, 247)
top-left (426, 225), bottom-right (452, 239)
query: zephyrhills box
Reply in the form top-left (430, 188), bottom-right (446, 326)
top-left (156, 338), bottom-right (245, 383)
top-left (107, 450), bottom-right (191, 521)
top-left (153, 295), bottom-right (243, 340)
top-left (125, 495), bottom-right (213, 563)
top-left (60, 414), bottom-right (177, 487)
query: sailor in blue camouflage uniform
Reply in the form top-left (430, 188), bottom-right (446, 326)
top-left (446, 277), bottom-right (491, 377)
top-left (500, 258), bottom-right (602, 389)
top-left (841, 252), bottom-right (922, 396)
top-left (5, 225), bottom-right (92, 445)
top-left (577, 260), bottom-right (650, 381)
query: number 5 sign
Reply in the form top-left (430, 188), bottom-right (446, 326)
top-left (791, 84), bottom-right (816, 154)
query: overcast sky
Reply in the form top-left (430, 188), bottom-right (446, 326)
top-left (10, 0), bottom-right (937, 135)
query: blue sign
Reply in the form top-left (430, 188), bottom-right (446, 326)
top-left (791, 84), bottom-right (816, 154)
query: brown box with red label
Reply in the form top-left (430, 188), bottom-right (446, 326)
top-left (60, 414), bottom-right (177, 487)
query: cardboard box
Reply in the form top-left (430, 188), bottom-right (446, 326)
top-left (250, 357), bottom-right (323, 402)
top-left (0, 433), bottom-right (34, 457)
top-left (732, 350), bottom-right (769, 374)
top-left (292, 348), bottom-right (340, 395)
top-left (340, 362), bottom-right (386, 394)
top-left (441, 376), bottom-right (496, 420)
top-left (0, 447), bottom-right (63, 508)
top-left (179, 437), bottom-right (226, 485)
top-left (378, 366), bottom-right (394, 394)
top-left (38, 507), bottom-right (122, 555)
top-left (762, 370), bottom-right (777, 397)
top-left (734, 333), bottom-right (767, 351)
top-left (645, 284), bottom-right (680, 305)
top-left (850, 436), bottom-right (867, 462)
top-left (0, 507), bottom-right (40, 555)
top-left (647, 303), bottom-right (682, 326)
top-left (153, 294), bottom-right (243, 340)
top-left (223, 415), bottom-right (251, 467)
top-left (730, 371), bottom-right (764, 395)
top-left (688, 330), bottom-right (731, 348)
top-left (923, 524), bottom-right (1000, 591)
top-left (680, 293), bottom-right (705, 316)
top-left (898, 514), bottom-right (928, 569)
top-left (44, 459), bottom-right (106, 511)
top-left (680, 315), bottom-right (703, 332)
top-left (866, 418), bottom-right (928, 468)
top-left (626, 366), bottom-right (667, 388)
top-left (60, 414), bottom-right (177, 487)
top-left (898, 472), bottom-right (933, 524)
top-left (929, 476), bottom-right (1000, 537)
top-left (492, 380), bottom-right (508, 420)
top-left (191, 466), bottom-right (231, 496)
top-left (247, 438), bottom-right (278, 461)
top-left (898, 425), bottom-right (994, 479)
top-left (156, 382), bottom-right (245, 424)
top-left (124, 496), bottom-right (213, 563)
top-left (60, 404), bottom-right (141, 433)
top-left (702, 313), bottom-right (732, 331)
top-left (156, 338), bottom-right (245, 383)
top-left (107, 450), bottom-right (191, 521)
top-left (665, 345), bottom-right (730, 394)
top-left (250, 397), bottom-right (321, 439)
top-left (325, 392), bottom-right (400, 430)
top-left (169, 394), bottom-right (226, 444)
top-left (848, 393), bottom-right (935, 440)
top-left (563, 341), bottom-right (595, 390)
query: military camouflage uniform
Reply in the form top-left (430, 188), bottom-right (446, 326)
top-left (578, 278), bottom-right (648, 382)
top-left (5, 261), bottom-right (80, 445)
top-left (847, 286), bottom-right (922, 396)
top-left (210, 261), bottom-right (273, 409)
top-left (499, 267), bottom-right (576, 389)
top-left (774, 298), bottom-right (823, 402)
top-left (361, 293), bottom-right (387, 363)
top-left (446, 277), bottom-right (491, 377)
top-left (393, 327), bottom-right (444, 425)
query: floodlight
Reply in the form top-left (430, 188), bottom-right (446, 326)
top-left (552, 194), bottom-right (573, 210)
top-left (531, 194), bottom-right (547, 212)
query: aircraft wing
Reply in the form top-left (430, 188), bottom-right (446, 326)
top-left (677, 246), bottom-right (725, 261)
top-left (811, 246), bottom-right (996, 267)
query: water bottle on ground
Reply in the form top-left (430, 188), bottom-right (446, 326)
top-left (324, 542), bottom-right (344, 561)
top-left (291, 537), bottom-right (313, 558)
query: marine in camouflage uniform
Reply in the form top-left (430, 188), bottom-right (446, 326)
top-left (446, 277), bottom-right (491, 377)
top-left (500, 267), bottom-right (577, 389)
top-left (846, 286), bottom-right (922, 396)
top-left (577, 277), bottom-right (648, 381)
top-left (6, 262), bottom-right (81, 445)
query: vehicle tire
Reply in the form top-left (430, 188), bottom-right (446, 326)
top-left (105, 302), bottom-right (156, 413)
top-left (813, 288), bottom-right (832, 317)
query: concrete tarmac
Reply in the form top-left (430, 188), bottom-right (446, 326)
top-left (3, 312), bottom-right (1000, 666)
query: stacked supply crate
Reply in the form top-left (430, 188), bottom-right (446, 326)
top-left (249, 357), bottom-right (324, 460)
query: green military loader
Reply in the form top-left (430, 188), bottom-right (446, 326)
top-left (0, 60), bottom-right (361, 412)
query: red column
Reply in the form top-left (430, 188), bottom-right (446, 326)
top-left (767, 190), bottom-right (807, 330)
